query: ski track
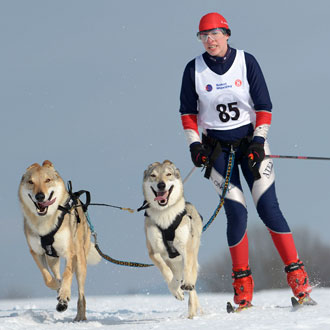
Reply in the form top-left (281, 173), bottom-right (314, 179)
top-left (0, 288), bottom-right (329, 330)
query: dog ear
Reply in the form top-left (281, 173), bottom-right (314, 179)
top-left (150, 161), bottom-right (161, 167)
top-left (26, 163), bottom-right (40, 171)
top-left (167, 161), bottom-right (181, 179)
top-left (174, 167), bottom-right (181, 179)
top-left (144, 162), bottom-right (160, 180)
top-left (42, 160), bottom-right (53, 168)
top-left (163, 160), bottom-right (173, 165)
top-left (163, 160), bottom-right (181, 179)
top-left (147, 162), bottom-right (161, 172)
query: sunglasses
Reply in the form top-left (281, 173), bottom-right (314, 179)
top-left (197, 28), bottom-right (226, 42)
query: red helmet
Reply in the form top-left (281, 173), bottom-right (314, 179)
top-left (199, 12), bottom-right (229, 32)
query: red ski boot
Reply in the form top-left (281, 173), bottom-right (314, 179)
top-left (285, 260), bottom-right (316, 305)
top-left (232, 267), bottom-right (254, 310)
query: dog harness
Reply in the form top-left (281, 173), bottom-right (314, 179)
top-left (40, 181), bottom-right (91, 258)
top-left (40, 198), bottom-right (70, 257)
top-left (144, 209), bottom-right (188, 259)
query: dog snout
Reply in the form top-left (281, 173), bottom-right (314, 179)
top-left (35, 192), bottom-right (45, 202)
top-left (157, 181), bottom-right (166, 191)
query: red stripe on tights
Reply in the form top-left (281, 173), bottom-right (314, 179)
top-left (268, 229), bottom-right (298, 265)
top-left (230, 232), bottom-right (249, 270)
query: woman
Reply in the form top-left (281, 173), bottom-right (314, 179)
top-left (179, 12), bottom-right (315, 310)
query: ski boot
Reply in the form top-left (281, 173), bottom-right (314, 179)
top-left (231, 266), bottom-right (254, 311)
top-left (285, 260), bottom-right (317, 306)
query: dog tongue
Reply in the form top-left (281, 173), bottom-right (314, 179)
top-left (154, 191), bottom-right (169, 201)
top-left (38, 198), bottom-right (56, 207)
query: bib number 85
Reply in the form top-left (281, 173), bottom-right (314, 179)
top-left (216, 102), bottom-right (240, 122)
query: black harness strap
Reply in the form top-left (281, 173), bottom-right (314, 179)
top-left (205, 141), bottom-right (222, 179)
top-left (202, 134), bottom-right (225, 179)
top-left (40, 197), bottom-right (71, 258)
top-left (39, 181), bottom-right (91, 258)
top-left (137, 200), bottom-right (150, 213)
top-left (202, 134), bottom-right (254, 179)
top-left (40, 217), bottom-right (64, 258)
top-left (155, 209), bottom-right (187, 259)
top-left (66, 181), bottom-right (91, 222)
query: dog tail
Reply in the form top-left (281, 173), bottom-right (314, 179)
top-left (87, 242), bottom-right (102, 265)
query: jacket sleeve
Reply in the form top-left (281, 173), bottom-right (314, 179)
top-left (179, 59), bottom-right (201, 145)
top-left (245, 52), bottom-right (272, 142)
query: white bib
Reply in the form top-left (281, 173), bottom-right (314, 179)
top-left (195, 50), bottom-right (255, 131)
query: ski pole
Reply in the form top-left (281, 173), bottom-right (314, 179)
top-left (266, 155), bottom-right (330, 161)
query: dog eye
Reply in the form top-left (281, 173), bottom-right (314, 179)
top-left (45, 178), bottom-right (51, 183)
top-left (166, 173), bottom-right (172, 177)
top-left (28, 180), bottom-right (33, 185)
top-left (150, 174), bottom-right (156, 178)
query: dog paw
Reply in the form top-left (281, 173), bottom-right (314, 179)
top-left (57, 288), bottom-right (71, 301)
top-left (168, 279), bottom-right (184, 300)
top-left (56, 291), bottom-right (70, 313)
top-left (176, 288), bottom-right (185, 300)
top-left (181, 283), bottom-right (195, 291)
top-left (171, 288), bottom-right (184, 301)
top-left (56, 299), bottom-right (68, 312)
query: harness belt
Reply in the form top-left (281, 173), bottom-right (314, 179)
top-left (202, 133), bottom-right (251, 179)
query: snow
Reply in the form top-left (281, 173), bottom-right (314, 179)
top-left (1, 288), bottom-right (329, 330)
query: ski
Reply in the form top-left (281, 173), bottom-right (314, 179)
top-left (226, 302), bottom-right (235, 313)
top-left (227, 296), bottom-right (317, 313)
top-left (226, 301), bottom-right (253, 313)
top-left (291, 296), bottom-right (317, 311)
top-left (291, 297), bottom-right (303, 310)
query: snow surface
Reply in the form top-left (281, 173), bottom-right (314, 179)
top-left (1, 288), bottom-right (329, 330)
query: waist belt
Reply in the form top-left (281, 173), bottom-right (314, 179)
top-left (202, 134), bottom-right (252, 179)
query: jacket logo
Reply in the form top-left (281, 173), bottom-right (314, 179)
top-left (235, 79), bottom-right (242, 87)
top-left (205, 84), bottom-right (213, 92)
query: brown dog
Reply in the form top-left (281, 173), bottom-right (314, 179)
top-left (18, 160), bottom-right (101, 321)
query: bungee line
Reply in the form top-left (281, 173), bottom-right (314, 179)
top-left (202, 146), bottom-right (235, 232)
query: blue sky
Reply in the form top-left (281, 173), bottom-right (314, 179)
top-left (1, 0), bottom-right (330, 298)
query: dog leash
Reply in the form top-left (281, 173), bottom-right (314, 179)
top-left (89, 203), bottom-right (135, 213)
top-left (202, 146), bottom-right (235, 232)
top-left (87, 217), bottom-right (153, 268)
top-left (66, 182), bottom-right (154, 268)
